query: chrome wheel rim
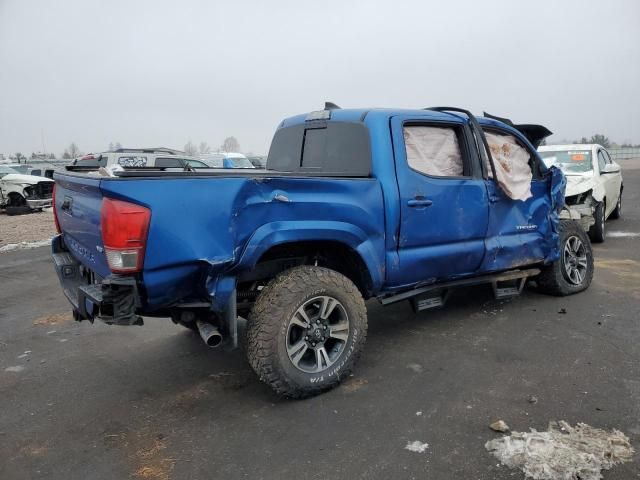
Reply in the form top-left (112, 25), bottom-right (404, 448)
top-left (563, 235), bottom-right (588, 285)
top-left (286, 296), bottom-right (350, 373)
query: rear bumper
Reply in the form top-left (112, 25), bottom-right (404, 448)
top-left (27, 198), bottom-right (52, 209)
top-left (52, 235), bottom-right (143, 325)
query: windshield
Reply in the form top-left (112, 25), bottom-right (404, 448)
top-left (226, 157), bottom-right (255, 168)
top-left (0, 165), bottom-right (21, 178)
top-left (538, 150), bottom-right (593, 173)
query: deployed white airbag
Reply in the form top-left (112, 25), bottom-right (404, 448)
top-left (485, 131), bottom-right (532, 201)
top-left (404, 126), bottom-right (463, 177)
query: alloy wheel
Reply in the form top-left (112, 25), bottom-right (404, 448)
top-left (286, 296), bottom-right (350, 373)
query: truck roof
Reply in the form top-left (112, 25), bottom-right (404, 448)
top-left (279, 106), bottom-right (550, 149)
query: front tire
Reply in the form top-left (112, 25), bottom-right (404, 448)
top-left (537, 220), bottom-right (594, 296)
top-left (588, 201), bottom-right (605, 243)
top-left (246, 266), bottom-right (367, 398)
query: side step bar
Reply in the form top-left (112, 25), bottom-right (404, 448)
top-left (378, 268), bottom-right (541, 312)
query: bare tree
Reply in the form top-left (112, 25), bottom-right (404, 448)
top-left (199, 141), bottom-right (211, 155)
top-left (108, 142), bottom-right (114, 151)
top-left (184, 141), bottom-right (198, 156)
top-left (67, 142), bottom-right (81, 158)
top-left (114, 142), bottom-right (122, 150)
top-left (589, 134), bottom-right (611, 148)
top-left (221, 136), bottom-right (240, 152)
top-left (48, 153), bottom-right (56, 159)
top-left (14, 152), bottom-right (25, 163)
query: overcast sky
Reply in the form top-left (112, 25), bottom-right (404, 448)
top-left (1, 0), bottom-right (639, 157)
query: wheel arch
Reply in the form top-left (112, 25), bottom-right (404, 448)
top-left (235, 221), bottom-right (382, 297)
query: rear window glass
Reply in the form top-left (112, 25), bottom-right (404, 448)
top-left (267, 122), bottom-right (370, 176)
top-left (75, 156), bottom-right (106, 167)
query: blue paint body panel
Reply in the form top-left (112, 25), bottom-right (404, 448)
top-left (53, 107), bottom-right (565, 316)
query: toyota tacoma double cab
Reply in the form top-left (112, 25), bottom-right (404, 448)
top-left (51, 105), bottom-right (594, 397)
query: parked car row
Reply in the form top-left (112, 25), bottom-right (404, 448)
top-left (0, 165), bottom-right (55, 215)
top-left (72, 148), bottom-right (265, 171)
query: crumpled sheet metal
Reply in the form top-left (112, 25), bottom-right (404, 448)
top-left (485, 131), bottom-right (534, 201)
top-left (485, 420), bottom-right (633, 480)
top-left (565, 175), bottom-right (605, 201)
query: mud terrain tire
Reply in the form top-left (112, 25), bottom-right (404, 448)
top-left (537, 220), bottom-right (594, 296)
top-left (246, 266), bottom-right (367, 398)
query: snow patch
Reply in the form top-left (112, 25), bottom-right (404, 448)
top-left (485, 421), bottom-right (633, 480)
top-left (0, 238), bottom-right (51, 252)
top-left (608, 231), bottom-right (640, 238)
top-left (405, 440), bottom-right (429, 453)
top-left (5, 365), bottom-right (25, 372)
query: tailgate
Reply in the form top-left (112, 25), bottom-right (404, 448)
top-left (54, 173), bottom-right (110, 278)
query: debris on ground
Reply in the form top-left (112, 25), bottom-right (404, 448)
top-left (485, 420), bottom-right (634, 480)
top-left (528, 395), bottom-right (539, 404)
top-left (405, 440), bottom-right (429, 453)
top-left (489, 420), bottom-right (510, 432)
top-left (5, 366), bottom-right (25, 372)
top-left (406, 363), bottom-right (423, 373)
top-left (558, 308), bottom-right (567, 314)
top-left (0, 208), bottom-right (56, 250)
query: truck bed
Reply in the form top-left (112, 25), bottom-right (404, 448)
top-left (54, 169), bottom-right (386, 312)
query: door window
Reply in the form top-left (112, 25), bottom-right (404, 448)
top-left (185, 159), bottom-right (209, 168)
top-left (403, 125), bottom-right (464, 177)
top-left (154, 157), bottom-right (183, 168)
top-left (483, 130), bottom-right (534, 201)
top-left (597, 151), bottom-right (607, 171)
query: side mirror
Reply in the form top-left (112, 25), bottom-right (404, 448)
top-left (601, 163), bottom-right (619, 174)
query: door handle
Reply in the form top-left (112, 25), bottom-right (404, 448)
top-left (407, 198), bottom-right (433, 208)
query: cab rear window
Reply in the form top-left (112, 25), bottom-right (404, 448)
top-left (267, 122), bottom-right (371, 176)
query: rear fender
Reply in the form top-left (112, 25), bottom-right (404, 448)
top-left (234, 220), bottom-right (383, 291)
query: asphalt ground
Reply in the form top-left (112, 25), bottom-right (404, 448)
top-left (1, 160), bottom-right (639, 479)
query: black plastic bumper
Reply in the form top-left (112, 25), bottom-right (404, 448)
top-left (52, 235), bottom-right (143, 325)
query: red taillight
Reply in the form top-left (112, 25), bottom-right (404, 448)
top-left (100, 198), bottom-right (151, 273)
top-left (52, 184), bottom-right (61, 234)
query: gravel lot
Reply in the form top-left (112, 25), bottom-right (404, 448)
top-left (0, 209), bottom-right (56, 249)
top-left (0, 159), bottom-right (638, 479)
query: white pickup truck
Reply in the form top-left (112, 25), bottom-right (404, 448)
top-left (0, 165), bottom-right (55, 215)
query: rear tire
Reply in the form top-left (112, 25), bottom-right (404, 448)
top-left (246, 266), bottom-right (367, 398)
top-left (610, 188), bottom-right (622, 219)
top-left (537, 220), bottom-right (594, 296)
top-left (588, 201), bottom-right (605, 243)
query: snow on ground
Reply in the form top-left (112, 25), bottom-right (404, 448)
top-left (485, 420), bottom-right (633, 480)
top-left (0, 208), bottom-right (56, 251)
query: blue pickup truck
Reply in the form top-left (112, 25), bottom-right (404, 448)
top-left (52, 105), bottom-right (593, 397)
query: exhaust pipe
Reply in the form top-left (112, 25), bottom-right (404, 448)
top-left (196, 320), bottom-right (223, 348)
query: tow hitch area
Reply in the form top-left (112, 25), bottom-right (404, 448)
top-left (52, 235), bottom-right (143, 325)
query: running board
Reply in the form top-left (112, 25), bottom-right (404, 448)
top-left (379, 268), bottom-right (541, 309)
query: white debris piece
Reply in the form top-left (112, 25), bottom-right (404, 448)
top-left (5, 366), bottom-right (25, 372)
top-left (406, 363), bottom-right (423, 373)
top-left (489, 420), bottom-right (510, 432)
top-left (405, 440), bottom-right (429, 453)
top-left (485, 421), bottom-right (634, 480)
